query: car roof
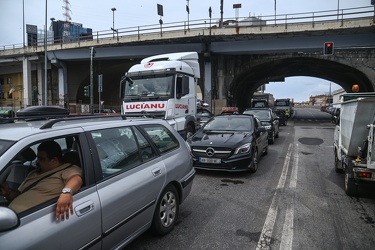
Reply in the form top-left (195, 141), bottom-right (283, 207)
top-left (0, 115), bottom-right (165, 142)
top-left (245, 108), bottom-right (272, 111)
top-left (216, 113), bottom-right (254, 118)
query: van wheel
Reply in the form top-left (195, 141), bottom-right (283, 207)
top-left (344, 166), bottom-right (357, 196)
top-left (151, 184), bottom-right (179, 235)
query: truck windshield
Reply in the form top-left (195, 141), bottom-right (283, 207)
top-left (124, 75), bottom-right (174, 98)
top-left (275, 101), bottom-right (289, 106)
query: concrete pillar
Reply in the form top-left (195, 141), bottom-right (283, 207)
top-left (51, 58), bottom-right (67, 107)
top-left (22, 57), bottom-right (32, 106)
top-left (204, 60), bottom-right (212, 108)
top-left (218, 55), bottom-right (224, 99)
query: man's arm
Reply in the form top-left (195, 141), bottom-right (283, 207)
top-left (55, 174), bottom-right (83, 221)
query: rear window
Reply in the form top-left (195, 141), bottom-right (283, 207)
top-left (141, 125), bottom-right (179, 153)
top-left (243, 110), bottom-right (271, 120)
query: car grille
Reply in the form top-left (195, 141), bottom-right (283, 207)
top-left (191, 146), bottom-right (232, 159)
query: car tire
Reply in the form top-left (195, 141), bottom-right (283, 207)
top-left (344, 165), bottom-right (357, 196)
top-left (249, 148), bottom-right (258, 173)
top-left (262, 144), bottom-right (268, 156)
top-left (151, 184), bottom-right (179, 236)
top-left (275, 127), bottom-right (279, 138)
top-left (269, 131), bottom-right (275, 144)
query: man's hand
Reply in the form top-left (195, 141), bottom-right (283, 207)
top-left (55, 193), bottom-right (73, 221)
top-left (55, 175), bottom-right (82, 221)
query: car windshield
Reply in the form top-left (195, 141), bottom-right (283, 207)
top-left (243, 110), bottom-right (271, 120)
top-left (203, 117), bottom-right (252, 131)
top-left (0, 139), bottom-right (15, 157)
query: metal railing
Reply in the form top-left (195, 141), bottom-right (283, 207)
top-left (1, 6), bottom-right (374, 51)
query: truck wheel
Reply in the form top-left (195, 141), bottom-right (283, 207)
top-left (151, 184), bottom-right (179, 235)
top-left (344, 167), bottom-right (358, 196)
top-left (334, 152), bottom-right (343, 173)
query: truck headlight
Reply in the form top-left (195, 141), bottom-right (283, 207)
top-left (234, 143), bottom-right (251, 154)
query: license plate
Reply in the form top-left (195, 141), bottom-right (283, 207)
top-left (199, 157), bottom-right (221, 164)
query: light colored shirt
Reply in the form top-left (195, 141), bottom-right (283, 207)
top-left (9, 163), bottom-right (82, 213)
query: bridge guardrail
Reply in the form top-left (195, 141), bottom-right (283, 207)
top-left (1, 6), bottom-right (374, 51)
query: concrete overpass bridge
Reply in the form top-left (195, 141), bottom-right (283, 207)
top-left (0, 6), bottom-right (374, 113)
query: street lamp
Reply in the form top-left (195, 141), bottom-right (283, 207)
top-left (111, 7), bottom-right (117, 38)
top-left (186, 0), bottom-right (190, 30)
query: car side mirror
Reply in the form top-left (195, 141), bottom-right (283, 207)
top-left (0, 207), bottom-right (19, 232)
top-left (257, 127), bottom-right (267, 132)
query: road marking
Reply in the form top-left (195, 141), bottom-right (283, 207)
top-left (280, 144), bottom-right (299, 250)
top-left (256, 143), bottom-right (293, 250)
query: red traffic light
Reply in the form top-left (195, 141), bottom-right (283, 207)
top-left (324, 42), bottom-right (334, 55)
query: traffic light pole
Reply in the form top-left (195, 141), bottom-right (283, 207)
top-left (90, 47), bottom-right (94, 114)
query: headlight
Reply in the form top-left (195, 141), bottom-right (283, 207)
top-left (234, 143), bottom-right (251, 154)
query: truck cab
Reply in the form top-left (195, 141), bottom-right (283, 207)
top-left (120, 52), bottom-right (200, 139)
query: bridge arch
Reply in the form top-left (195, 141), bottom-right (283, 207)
top-left (225, 56), bottom-right (374, 112)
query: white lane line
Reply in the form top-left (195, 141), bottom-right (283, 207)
top-left (256, 143), bottom-right (293, 250)
top-left (280, 144), bottom-right (299, 250)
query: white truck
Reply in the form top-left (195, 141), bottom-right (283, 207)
top-left (120, 52), bottom-right (200, 139)
top-left (333, 92), bottom-right (375, 196)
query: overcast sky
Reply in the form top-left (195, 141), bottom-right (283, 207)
top-left (0, 0), bottom-right (371, 102)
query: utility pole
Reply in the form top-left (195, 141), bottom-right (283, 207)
top-left (90, 47), bottom-right (95, 114)
top-left (220, 0), bottom-right (224, 28)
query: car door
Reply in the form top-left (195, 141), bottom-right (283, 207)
top-left (87, 125), bottom-right (166, 249)
top-left (272, 111), bottom-right (279, 134)
top-left (0, 129), bottom-right (102, 250)
top-left (254, 117), bottom-right (267, 152)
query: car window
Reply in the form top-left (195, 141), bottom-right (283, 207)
top-left (133, 127), bottom-right (157, 161)
top-left (0, 135), bottom-right (83, 215)
top-left (91, 126), bottom-right (142, 177)
top-left (141, 125), bottom-right (179, 154)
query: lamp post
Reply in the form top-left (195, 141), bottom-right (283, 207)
top-left (111, 7), bottom-right (116, 38)
top-left (23, 0), bottom-right (25, 47)
top-left (220, 0), bottom-right (224, 28)
top-left (274, 0), bottom-right (277, 25)
top-left (44, 0), bottom-right (48, 105)
top-left (186, 0), bottom-right (190, 30)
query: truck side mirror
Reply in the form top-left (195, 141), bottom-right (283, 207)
top-left (120, 76), bottom-right (134, 99)
top-left (120, 76), bottom-right (126, 99)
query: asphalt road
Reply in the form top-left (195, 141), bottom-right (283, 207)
top-left (126, 108), bottom-right (375, 250)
